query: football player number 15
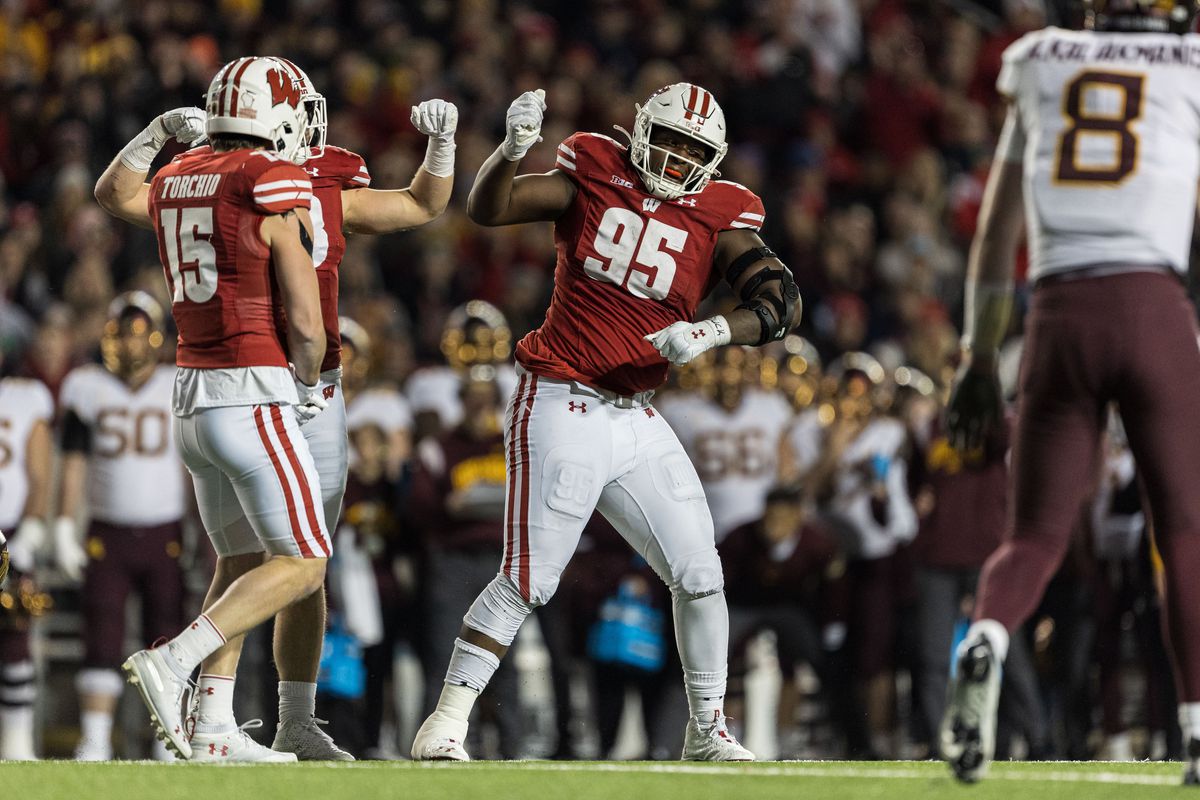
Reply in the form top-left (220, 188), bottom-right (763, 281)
top-left (583, 207), bottom-right (687, 300)
top-left (160, 207), bottom-right (217, 303)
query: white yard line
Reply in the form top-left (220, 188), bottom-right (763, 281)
top-left (414, 760), bottom-right (1180, 786)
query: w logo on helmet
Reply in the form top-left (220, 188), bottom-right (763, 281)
top-left (682, 85), bottom-right (715, 122)
top-left (266, 68), bottom-right (302, 109)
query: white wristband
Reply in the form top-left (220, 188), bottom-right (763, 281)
top-left (422, 136), bottom-right (456, 178)
top-left (710, 314), bottom-right (733, 347)
top-left (118, 118), bottom-right (171, 173)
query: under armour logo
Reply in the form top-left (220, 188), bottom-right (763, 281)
top-left (322, 385), bottom-right (335, 400)
top-left (209, 743), bottom-right (229, 756)
top-left (645, 408), bottom-right (655, 418)
top-left (643, 198), bottom-right (662, 213)
top-left (204, 687), bottom-right (215, 696)
top-left (568, 401), bottom-right (587, 413)
top-left (691, 329), bottom-right (707, 339)
top-left (190, 622), bottom-right (198, 630)
top-left (675, 197), bottom-right (698, 207)
top-left (307, 167), bottom-right (320, 176)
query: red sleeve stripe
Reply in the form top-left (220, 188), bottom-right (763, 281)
top-left (254, 179), bottom-right (312, 193)
top-left (728, 220), bottom-right (761, 230)
top-left (556, 155), bottom-right (576, 171)
top-left (256, 191), bottom-right (312, 204)
top-left (738, 212), bottom-right (765, 222)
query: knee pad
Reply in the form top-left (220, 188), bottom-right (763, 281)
top-left (669, 546), bottom-right (725, 600)
top-left (463, 573), bottom-right (536, 648)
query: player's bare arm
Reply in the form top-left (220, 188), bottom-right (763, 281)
top-left (467, 89), bottom-right (578, 226)
top-left (94, 107), bottom-right (207, 230)
top-left (947, 107), bottom-right (1025, 453)
top-left (264, 210), bottom-right (325, 386)
top-left (342, 99), bottom-right (459, 234)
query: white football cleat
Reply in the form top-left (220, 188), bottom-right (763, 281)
top-left (940, 636), bottom-right (1001, 783)
top-left (122, 648), bottom-right (191, 759)
top-left (682, 711), bottom-right (755, 761)
top-left (272, 717), bottom-right (355, 761)
top-left (1184, 739), bottom-right (1200, 785)
top-left (191, 719), bottom-right (298, 763)
top-left (411, 711), bottom-right (470, 761)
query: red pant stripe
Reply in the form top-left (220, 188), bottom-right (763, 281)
top-left (253, 406), bottom-right (314, 559)
top-left (270, 405), bottom-right (329, 557)
top-left (503, 374), bottom-right (530, 580)
top-left (517, 375), bottom-right (538, 600)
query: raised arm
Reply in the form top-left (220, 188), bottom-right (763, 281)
top-left (947, 106), bottom-right (1026, 452)
top-left (94, 107), bottom-right (207, 230)
top-left (645, 228), bottom-right (801, 365)
top-left (466, 89), bottom-right (577, 226)
top-left (262, 210), bottom-right (324, 386)
top-left (342, 99), bottom-right (458, 234)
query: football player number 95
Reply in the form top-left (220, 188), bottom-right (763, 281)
top-left (160, 207), bottom-right (218, 303)
top-left (583, 207), bottom-right (687, 301)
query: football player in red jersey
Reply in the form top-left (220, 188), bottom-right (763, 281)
top-left (93, 56), bottom-right (330, 762)
top-left (412, 84), bottom-right (800, 762)
top-left (96, 60), bottom-right (456, 761)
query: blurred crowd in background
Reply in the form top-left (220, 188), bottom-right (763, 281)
top-left (1, 0), bottom-right (1197, 764)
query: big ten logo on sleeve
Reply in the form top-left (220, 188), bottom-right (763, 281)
top-left (94, 408), bottom-right (170, 458)
top-left (581, 207), bottom-right (688, 301)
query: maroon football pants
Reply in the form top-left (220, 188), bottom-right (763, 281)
top-left (82, 519), bottom-right (185, 669)
top-left (975, 270), bottom-right (1200, 701)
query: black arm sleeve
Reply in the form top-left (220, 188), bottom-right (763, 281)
top-left (60, 409), bottom-right (92, 454)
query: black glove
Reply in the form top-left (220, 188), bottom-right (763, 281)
top-left (946, 363), bottom-right (1003, 455)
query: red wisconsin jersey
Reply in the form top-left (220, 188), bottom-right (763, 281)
top-left (149, 146), bottom-right (312, 369)
top-left (300, 145), bottom-right (372, 372)
top-left (517, 132), bottom-right (765, 395)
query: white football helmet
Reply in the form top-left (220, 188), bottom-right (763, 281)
top-left (621, 82), bottom-right (729, 200)
top-left (274, 58), bottom-right (327, 163)
top-left (205, 56), bottom-right (309, 163)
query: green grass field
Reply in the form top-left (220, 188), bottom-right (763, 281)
top-left (6, 760), bottom-right (1196, 800)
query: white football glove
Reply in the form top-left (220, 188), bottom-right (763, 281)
top-left (644, 316), bottom-right (731, 366)
top-left (158, 106), bottom-right (208, 145)
top-left (500, 89), bottom-right (546, 161)
top-left (294, 379), bottom-right (329, 425)
top-left (54, 517), bottom-right (88, 582)
top-left (6, 518), bottom-right (48, 573)
top-left (120, 106), bottom-right (206, 172)
top-left (411, 99), bottom-right (458, 178)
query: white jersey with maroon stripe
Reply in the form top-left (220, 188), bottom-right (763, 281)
top-left (657, 388), bottom-right (793, 542)
top-left (60, 365), bottom-right (185, 526)
top-left (0, 378), bottom-right (53, 530)
top-left (1000, 28), bottom-right (1200, 279)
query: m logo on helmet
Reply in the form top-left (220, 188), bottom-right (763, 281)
top-left (266, 68), bottom-right (302, 109)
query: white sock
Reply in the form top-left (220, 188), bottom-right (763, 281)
top-left (434, 683), bottom-right (481, 723)
top-left (164, 615), bottom-right (226, 680)
top-left (443, 638), bottom-right (501, 695)
top-left (195, 673), bottom-right (236, 730)
top-left (1179, 703), bottom-right (1200, 742)
top-left (79, 710), bottom-right (113, 746)
top-left (279, 681), bottom-right (317, 725)
top-left (673, 592), bottom-right (730, 719)
top-left (0, 706), bottom-right (35, 760)
top-left (965, 618), bottom-right (1010, 662)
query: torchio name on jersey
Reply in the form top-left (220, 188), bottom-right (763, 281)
top-left (517, 133), bottom-right (766, 396)
top-left (1000, 28), bottom-right (1200, 279)
top-left (0, 378), bottom-right (53, 530)
top-left (60, 365), bottom-right (185, 526)
top-left (149, 146), bottom-right (313, 413)
top-left (299, 145), bottom-right (371, 374)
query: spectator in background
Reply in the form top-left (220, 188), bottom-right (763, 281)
top-left (406, 366), bottom-right (522, 758)
top-left (720, 485), bottom-right (852, 757)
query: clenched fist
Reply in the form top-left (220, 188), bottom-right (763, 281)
top-left (158, 107), bottom-right (207, 146)
top-left (645, 316), bottom-right (732, 366)
top-left (411, 99), bottom-right (459, 141)
top-left (500, 89), bottom-right (546, 161)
